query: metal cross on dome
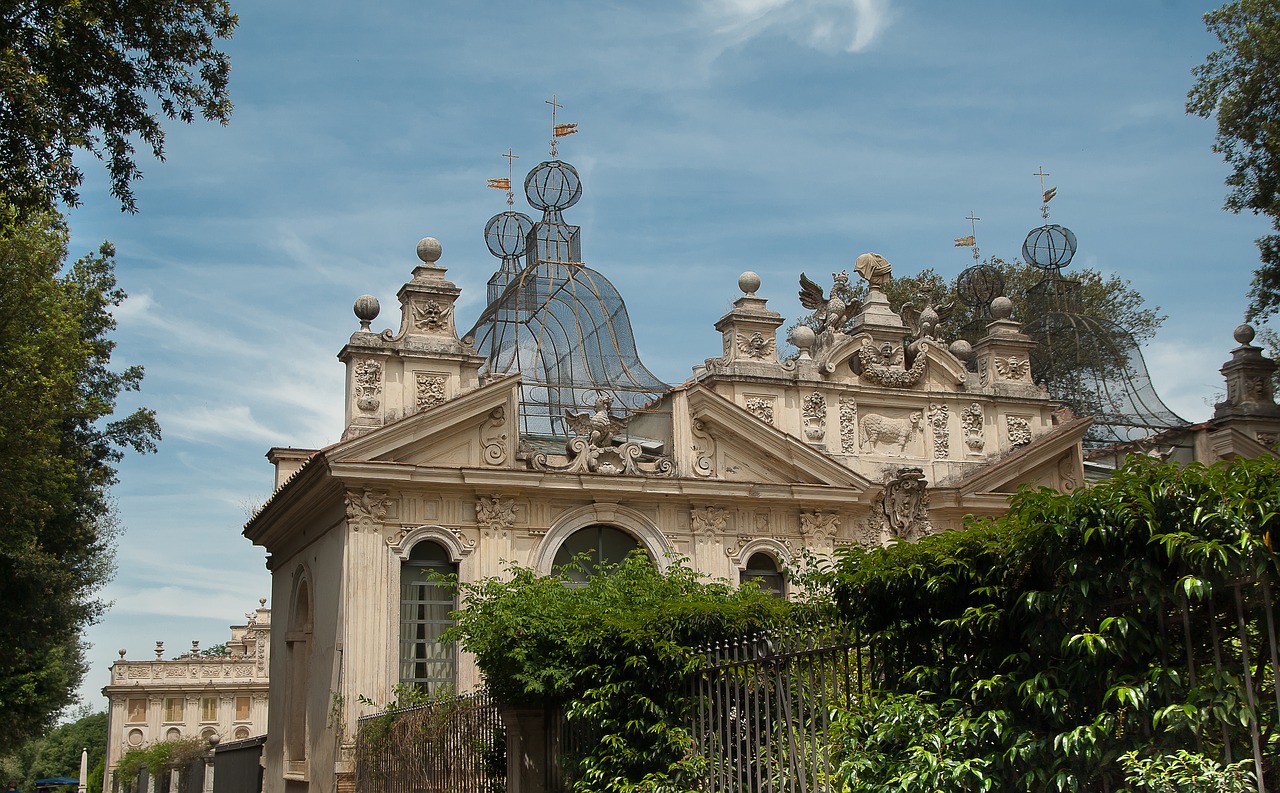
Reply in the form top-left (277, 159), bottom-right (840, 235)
top-left (1034, 165), bottom-right (1057, 220)
top-left (546, 94), bottom-right (577, 157)
top-left (487, 147), bottom-right (519, 206)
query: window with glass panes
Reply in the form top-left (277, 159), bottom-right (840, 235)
top-left (200, 696), bottom-right (217, 722)
top-left (551, 524), bottom-right (641, 586)
top-left (740, 552), bottom-right (785, 598)
top-left (163, 697), bottom-right (183, 722)
top-left (399, 541), bottom-right (458, 692)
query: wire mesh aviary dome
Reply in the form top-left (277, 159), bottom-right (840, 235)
top-left (466, 159), bottom-right (669, 440)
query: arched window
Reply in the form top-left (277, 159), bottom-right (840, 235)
top-left (551, 524), bottom-right (641, 585)
top-left (284, 575), bottom-right (312, 771)
top-left (740, 552), bottom-right (785, 598)
top-left (399, 540), bottom-right (458, 692)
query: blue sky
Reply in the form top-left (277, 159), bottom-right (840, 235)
top-left (63, 0), bottom-right (1272, 708)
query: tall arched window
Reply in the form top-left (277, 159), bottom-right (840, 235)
top-left (399, 540), bottom-right (458, 692)
top-left (740, 552), bottom-right (785, 598)
top-left (284, 575), bottom-right (311, 772)
top-left (551, 524), bottom-right (641, 585)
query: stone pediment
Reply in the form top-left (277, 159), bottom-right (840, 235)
top-left (816, 333), bottom-right (968, 391)
top-left (682, 384), bottom-right (873, 491)
top-left (937, 415), bottom-right (1093, 499)
top-left (329, 375), bottom-right (519, 468)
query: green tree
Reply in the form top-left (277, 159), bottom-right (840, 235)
top-left (1188, 1), bottom-right (1280, 322)
top-left (0, 0), bottom-right (238, 213)
top-left (446, 552), bottom-right (792, 793)
top-left (0, 709), bottom-right (108, 792)
top-left (829, 455), bottom-right (1280, 792)
top-left (0, 206), bottom-right (160, 747)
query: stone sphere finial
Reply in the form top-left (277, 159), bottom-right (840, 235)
top-left (260, 597), bottom-right (267, 608)
top-left (990, 296), bottom-right (1014, 320)
top-left (790, 325), bottom-right (816, 359)
top-left (416, 237), bottom-right (443, 264)
top-left (738, 271), bottom-right (761, 296)
top-left (118, 648), bottom-right (127, 659)
top-left (949, 339), bottom-right (973, 361)
top-left (353, 295), bottom-right (380, 330)
top-left (1234, 323), bottom-right (1256, 346)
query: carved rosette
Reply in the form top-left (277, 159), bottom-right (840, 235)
top-left (961, 403), bottom-right (985, 452)
top-left (800, 511), bottom-right (839, 544)
top-left (745, 397), bottom-right (775, 425)
top-left (482, 407), bottom-right (508, 465)
top-left (839, 398), bottom-right (858, 454)
top-left (413, 299), bottom-right (452, 333)
top-left (736, 332), bottom-right (776, 360)
top-left (476, 495), bottom-right (518, 537)
top-left (415, 373), bottom-right (447, 410)
top-left (881, 467), bottom-right (931, 540)
top-left (691, 506), bottom-right (728, 538)
top-left (345, 488), bottom-right (390, 532)
top-left (1006, 416), bottom-right (1032, 447)
top-left (353, 359), bottom-right (383, 412)
top-left (802, 392), bottom-right (827, 442)
top-left (927, 403), bottom-right (949, 459)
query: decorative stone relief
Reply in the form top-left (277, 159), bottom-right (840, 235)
top-left (994, 355), bottom-right (1031, 381)
top-left (927, 403), bottom-right (949, 459)
top-left (691, 418), bottom-right (716, 477)
top-left (802, 391), bottom-right (827, 442)
top-left (1246, 375), bottom-right (1268, 401)
top-left (415, 373), bottom-right (447, 410)
top-left (1057, 455), bottom-right (1080, 492)
top-left (754, 512), bottom-right (771, 533)
top-left (482, 406), bottom-right (508, 465)
top-left (412, 299), bottom-right (451, 332)
top-left (961, 403), bottom-right (985, 453)
top-left (691, 506), bottom-right (728, 537)
top-left (353, 359), bottom-right (383, 412)
top-left (387, 525), bottom-right (476, 554)
top-left (528, 395), bottom-right (674, 477)
top-left (855, 340), bottom-right (927, 388)
top-left (859, 411), bottom-right (923, 456)
top-left (800, 511), bottom-right (839, 544)
top-left (1007, 416), bottom-right (1032, 447)
top-left (881, 467), bottom-right (931, 540)
top-left (476, 495), bottom-right (518, 536)
top-left (736, 332), bottom-right (775, 360)
top-left (839, 398), bottom-right (858, 454)
top-left (1257, 432), bottom-right (1279, 448)
top-left (745, 397), bottom-right (775, 425)
top-left (977, 355), bottom-right (990, 387)
top-left (345, 488), bottom-right (390, 532)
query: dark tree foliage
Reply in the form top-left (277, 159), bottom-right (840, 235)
top-left (829, 456), bottom-right (1280, 792)
top-left (0, 0), bottom-right (237, 213)
top-left (1188, 1), bottom-right (1280, 322)
top-left (0, 206), bottom-right (159, 746)
top-left (0, 709), bottom-right (107, 792)
top-left (448, 553), bottom-right (792, 793)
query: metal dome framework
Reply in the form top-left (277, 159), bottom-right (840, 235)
top-left (466, 160), bottom-right (669, 440)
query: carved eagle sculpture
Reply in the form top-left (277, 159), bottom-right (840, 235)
top-left (900, 285), bottom-right (956, 341)
top-left (799, 271), bottom-right (860, 334)
top-left (565, 393), bottom-right (629, 448)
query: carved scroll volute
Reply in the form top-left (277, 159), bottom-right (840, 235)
top-left (691, 419), bottom-right (716, 478)
top-left (482, 406), bottom-right (508, 465)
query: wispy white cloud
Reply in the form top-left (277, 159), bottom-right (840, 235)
top-left (703, 0), bottom-right (894, 54)
top-left (161, 404), bottom-right (284, 445)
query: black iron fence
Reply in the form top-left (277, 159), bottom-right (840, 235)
top-left (354, 691), bottom-right (506, 793)
top-left (689, 621), bottom-right (863, 793)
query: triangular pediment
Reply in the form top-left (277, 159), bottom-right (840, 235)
top-left (940, 415), bottom-right (1092, 498)
top-left (682, 384), bottom-right (873, 490)
top-left (329, 375), bottom-right (520, 467)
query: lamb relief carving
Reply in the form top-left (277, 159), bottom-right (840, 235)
top-left (859, 411), bottom-right (923, 456)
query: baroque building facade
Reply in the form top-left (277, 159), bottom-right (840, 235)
top-left (243, 157), bottom-right (1093, 792)
top-left (101, 601), bottom-right (270, 790)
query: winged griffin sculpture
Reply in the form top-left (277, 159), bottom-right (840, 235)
top-left (799, 271), bottom-right (860, 334)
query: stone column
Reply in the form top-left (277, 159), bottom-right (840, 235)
top-left (500, 706), bottom-right (550, 793)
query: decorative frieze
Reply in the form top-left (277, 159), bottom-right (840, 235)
top-left (475, 495), bottom-right (518, 536)
top-left (1007, 416), bottom-right (1032, 447)
top-left (415, 372), bottom-right (447, 410)
top-left (345, 488), bottom-right (390, 532)
top-left (412, 299), bottom-right (451, 333)
top-left (353, 359), bottom-right (383, 412)
top-left (802, 391), bottom-right (827, 442)
top-left (839, 398), bottom-right (858, 453)
top-left (691, 506), bottom-right (728, 537)
top-left (745, 397), bottom-right (774, 425)
top-left (859, 411), bottom-right (923, 456)
top-left (799, 510), bottom-right (839, 543)
top-left (961, 403), bottom-right (985, 453)
top-left (736, 332), bottom-right (775, 360)
top-left (927, 403), bottom-right (949, 459)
